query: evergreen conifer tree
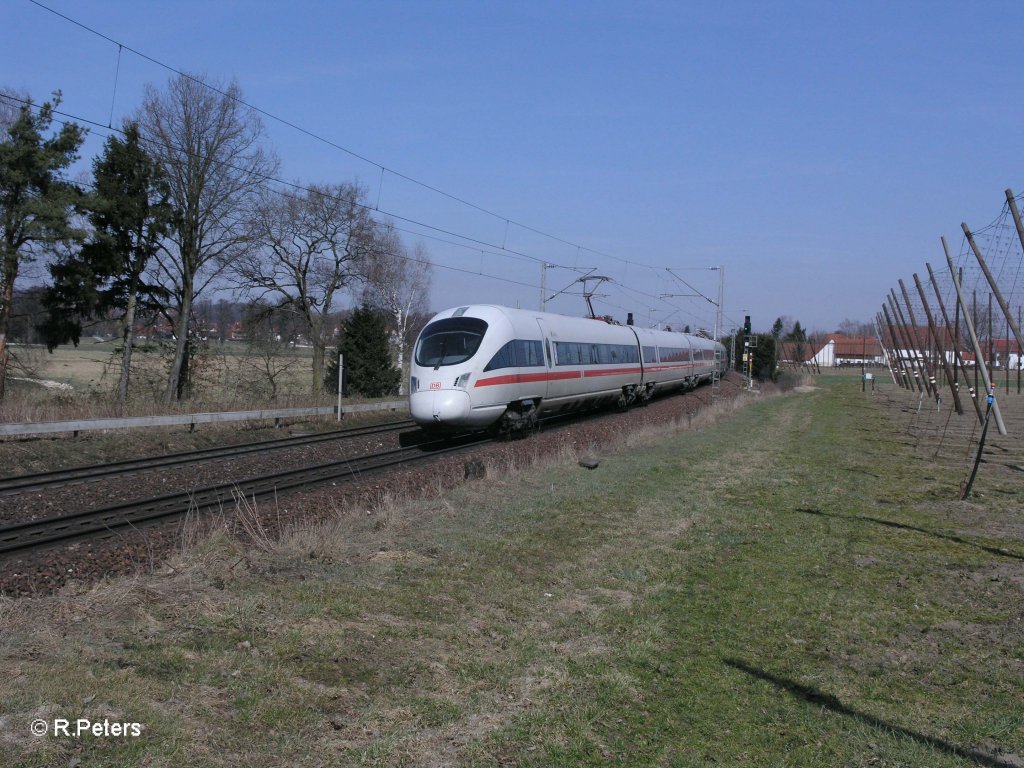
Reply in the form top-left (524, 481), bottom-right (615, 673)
top-left (0, 93), bottom-right (85, 398)
top-left (326, 304), bottom-right (400, 398)
top-left (40, 122), bottom-right (172, 402)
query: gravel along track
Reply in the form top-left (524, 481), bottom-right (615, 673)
top-left (0, 376), bottom-right (749, 597)
top-left (0, 420), bottom-right (420, 526)
top-left (0, 419), bottom-right (416, 497)
top-left (0, 433), bottom-right (488, 556)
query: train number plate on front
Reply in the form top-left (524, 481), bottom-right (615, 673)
top-left (430, 381), bottom-right (441, 390)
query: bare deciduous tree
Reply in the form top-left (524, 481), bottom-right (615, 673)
top-left (361, 221), bottom-right (431, 395)
top-left (835, 318), bottom-right (874, 336)
top-left (0, 90), bottom-right (29, 137)
top-left (137, 73), bottom-right (276, 403)
top-left (236, 183), bottom-right (374, 396)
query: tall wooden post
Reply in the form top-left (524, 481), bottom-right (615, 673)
top-left (943, 237), bottom-right (1006, 435)
top-left (1006, 315), bottom-right (1011, 393)
top-left (876, 313), bottom-right (899, 385)
top-left (890, 291), bottom-right (926, 393)
top-left (926, 262), bottom-right (984, 424)
top-left (988, 293), bottom-right (994, 381)
top-left (899, 279), bottom-right (939, 402)
top-left (973, 291), bottom-right (979, 399)
top-left (913, 273), bottom-right (962, 414)
top-left (878, 311), bottom-right (901, 386)
top-left (1006, 191), bottom-right (1024, 391)
top-left (882, 303), bottom-right (911, 389)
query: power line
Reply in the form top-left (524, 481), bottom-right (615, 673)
top-left (25, 0), bottom-right (675, 276)
top-left (14, 93), bottom-right (674, 323)
top-left (1, 91), bottom-right (588, 276)
top-left (4, 58), bottom-right (725, 322)
top-left (6, 94), bottom-right (574, 304)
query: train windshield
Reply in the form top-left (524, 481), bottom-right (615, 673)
top-left (415, 317), bottom-right (488, 368)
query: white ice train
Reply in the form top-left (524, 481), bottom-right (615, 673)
top-left (409, 305), bottom-right (726, 433)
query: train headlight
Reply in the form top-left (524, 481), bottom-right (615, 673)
top-left (410, 376), bottom-right (419, 393)
top-left (454, 372), bottom-right (472, 389)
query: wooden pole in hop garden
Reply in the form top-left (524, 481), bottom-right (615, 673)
top-left (926, 262), bottom-right (984, 424)
top-left (889, 291), bottom-right (925, 394)
top-left (876, 313), bottom-right (900, 385)
top-left (943, 237), bottom-right (1006, 435)
top-left (899, 279), bottom-right (940, 403)
top-left (882, 304), bottom-right (910, 389)
top-left (913, 273), bottom-right (962, 415)
top-left (962, 218), bottom-right (1024, 372)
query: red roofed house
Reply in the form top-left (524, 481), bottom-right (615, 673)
top-left (810, 335), bottom-right (884, 367)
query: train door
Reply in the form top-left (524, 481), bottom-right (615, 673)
top-left (536, 317), bottom-right (581, 407)
top-left (534, 318), bottom-right (554, 408)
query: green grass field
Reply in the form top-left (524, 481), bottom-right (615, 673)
top-left (1, 379), bottom-right (1021, 767)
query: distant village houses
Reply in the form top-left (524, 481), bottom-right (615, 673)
top-left (777, 329), bottom-right (1021, 372)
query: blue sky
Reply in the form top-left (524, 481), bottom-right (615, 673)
top-left (4, 0), bottom-right (1023, 334)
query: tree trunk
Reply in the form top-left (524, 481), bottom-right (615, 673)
top-left (0, 252), bottom-right (18, 401)
top-left (165, 282), bottom-right (193, 404)
top-left (117, 290), bottom-right (139, 405)
top-left (305, 305), bottom-right (324, 398)
top-left (394, 306), bottom-right (405, 395)
top-left (311, 333), bottom-right (324, 398)
top-left (177, 336), bottom-right (191, 401)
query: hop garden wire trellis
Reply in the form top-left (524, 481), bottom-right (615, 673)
top-left (876, 189), bottom-right (1024, 499)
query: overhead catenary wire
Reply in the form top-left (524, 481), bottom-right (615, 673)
top-left (13, 99), bottom-right (583, 303)
top-left (6, 5), bottom-right (727, 323)
top-left (6, 92), bottom-right (720, 324)
top-left (1, 92), bottom-right (585, 274)
top-left (25, 0), bottom-right (680, 278)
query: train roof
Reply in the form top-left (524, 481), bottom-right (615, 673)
top-left (428, 305), bottom-right (724, 349)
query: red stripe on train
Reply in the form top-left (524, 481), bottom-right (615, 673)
top-left (474, 371), bottom-right (582, 387)
top-left (582, 367), bottom-right (643, 377)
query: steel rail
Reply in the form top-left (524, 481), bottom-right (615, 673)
top-left (0, 434), bottom-right (486, 556)
top-left (0, 419), bottom-right (416, 496)
top-left (0, 381), bottom-right (725, 558)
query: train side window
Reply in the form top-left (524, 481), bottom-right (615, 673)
top-left (484, 341), bottom-right (517, 371)
top-left (516, 339), bottom-right (545, 367)
top-left (660, 347), bottom-right (689, 363)
top-left (642, 346), bottom-right (657, 363)
top-left (530, 340), bottom-right (545, 366)
top-left (555, 341), bottom-right (582, 366)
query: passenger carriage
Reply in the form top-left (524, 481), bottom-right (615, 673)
top-left (409, 305), bottom-right (725, 433)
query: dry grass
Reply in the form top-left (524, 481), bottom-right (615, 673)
top-left (0, 341), bottom-right (328, 424)
top-left (2, 380), bottom-right (1019, 767)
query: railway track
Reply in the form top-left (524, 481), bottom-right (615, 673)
top-left (0, 419), bottom-right (416, 496)
top-left (0, 432), bottom-right (487, 557)
top-left (0, 380), bottom-right (737, 596)
top-left (0, 410), bottom-right (608, 558)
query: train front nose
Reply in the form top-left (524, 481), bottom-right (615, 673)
top-left (410, 389), bottom-right (472, 427)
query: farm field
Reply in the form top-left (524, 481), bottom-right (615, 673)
top-left (3, 340), bottom-right (323, 422)
top-left (0, 378), bottom-right (1021, 767)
